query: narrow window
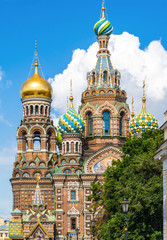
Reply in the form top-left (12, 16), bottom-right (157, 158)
top-left (103, 111), bottom-right (110, 135)
top-left (67, 142), bottom-right (69, 152)
top-left (71, 190), bottom-right (76, 200)
top-left (40, 105), bottom-right (43, 115)
top-left (35, 105), bottom-right (38, 115)
top-left (88, 112), bottom-right (93, 136)
top-left (75, 142), bottom-right (78, 152)
top-left (103, 71), bottom-right (107, 83)
top-left (119, 112), bottom-right (125, 136)
top-left (30, 105), bottom-right (33, 115)
top-left (33, 131), bottom-right (41, 150)
top-left (26, 106), bottom-right (28, 116)
top-left (45, 106), bottom-right (47, 115)
top-left (92, 72), bottom-right (95, 85)
top-left (71, 218), bottom-right (76, 230)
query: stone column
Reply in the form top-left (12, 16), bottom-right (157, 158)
top-left (41, 135), bottom-right (47, 152)
top-left (26, 135), bottom-right (33, 152)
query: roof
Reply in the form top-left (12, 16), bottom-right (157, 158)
top-left (0, 225), bottom-right (9, 231)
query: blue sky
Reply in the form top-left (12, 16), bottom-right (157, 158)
top-left (0, 0), bottom-right (167, 218)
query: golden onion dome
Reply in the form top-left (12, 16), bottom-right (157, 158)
top-left (20, 61), bottom-right (53, 99)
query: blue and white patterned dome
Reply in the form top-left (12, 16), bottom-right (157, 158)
top-left (57, 107), bottom-right (85, 134)
top-left (130, 107), bottom-right (158, 135)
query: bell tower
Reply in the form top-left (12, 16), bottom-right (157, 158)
top-left (11, 42), bottom-right (58, 213)
top-left (79, 2), bottom-right (130, 153)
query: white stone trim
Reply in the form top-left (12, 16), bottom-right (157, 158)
top-left (67, 182), bottom-right (79, 201)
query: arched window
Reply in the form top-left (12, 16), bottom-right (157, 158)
top-left (75, 142), bottom-right (78, 152)
top-left (35, 105), bottom-right (38, 115)
top-left (103, 111), bottom-right (110, 135)
top-left (71, 218), bottom-right (76, 230)
top-left (45, 106), bottom-right (47, 116)
top-left (119, 112), bottom-right (125, 136)
top-left (71, 190), bottom-right (76, 200)
top-left (92, 72), bottom-right (95, 85)
top-left (103, 71), bottom-right (107, 83)
top-left (40, 106), bottom-right (43, 115)
top-left (88, 112), bottom-right (93, 136)
top-left (30, 105), bottom-right (33, 115)
top-left (33, 131), bottom-right (41, 150)
top-left (66, 142), bottom-right (69, 152)
top-left (103, 41), bottom-right (105, 48)
top-left (26, 106), bottom-right (28, 116)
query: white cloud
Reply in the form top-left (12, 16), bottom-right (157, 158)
top-left (49, 32), bottom-right (167, 125)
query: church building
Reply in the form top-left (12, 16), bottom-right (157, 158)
top-left (8, 1), bottom-right (159, 240)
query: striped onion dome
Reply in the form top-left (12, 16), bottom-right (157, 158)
top-left (130, 105), bottom-right (158, 135)
top-left (94, 17), bottom-right (113, 36)
top-left (57, 107), bottom-right (85, 134)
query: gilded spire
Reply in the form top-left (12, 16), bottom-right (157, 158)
top-left (32, 174), bottom-right (44, 204)
top-left (35, 40), bottom-right (37, 62)
top-left (142, 80), bottom-right (146, 109)
top-left (34, 40), bottom-right (39, 72)
top-left (36, 173), bottom-right (40, 187)
top-left (131, 97), bottom-right (135, 118)
top-left (69, 79), bottom-right (74, 108)
top-left (102, 0), bottom-right (105, 18)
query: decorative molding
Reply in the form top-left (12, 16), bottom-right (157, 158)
top-left (68, 182), bottom-right (79, 201)
top-left (67, 206), bottom-right (80, 216)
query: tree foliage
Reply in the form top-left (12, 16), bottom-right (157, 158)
top-left (90, 129), bottom-right (164, 240)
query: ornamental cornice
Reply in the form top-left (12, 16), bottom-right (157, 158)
top-left (10, 178), bottom-right (52, 183)
top-left (21, 97), bottom-right (52, 103)
top-left (55, 209), bottom-right (64, 214)
top-left (62, 133), bottom-right (82, 139)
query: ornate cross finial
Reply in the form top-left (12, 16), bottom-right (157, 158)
top-left (142, 80), bottom-right (146, 108)
top-left (69, 79), bottom-right (74, 108)
top-left (35, 40), bottom-right (37, 61)
top-left (102, 0), bottom-right (105, 18)
top-left (131, 97), bottom-right (135, 118)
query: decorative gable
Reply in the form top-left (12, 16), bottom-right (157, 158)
top-left (35, 157), bottom-right (40, 163)
top-left (26, 221), bottom-right (52, 239)
top-left (67, 206), bottom-right (80, 216)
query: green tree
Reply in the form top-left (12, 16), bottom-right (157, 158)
top-left (90, 129), bottom-right (164, 240)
